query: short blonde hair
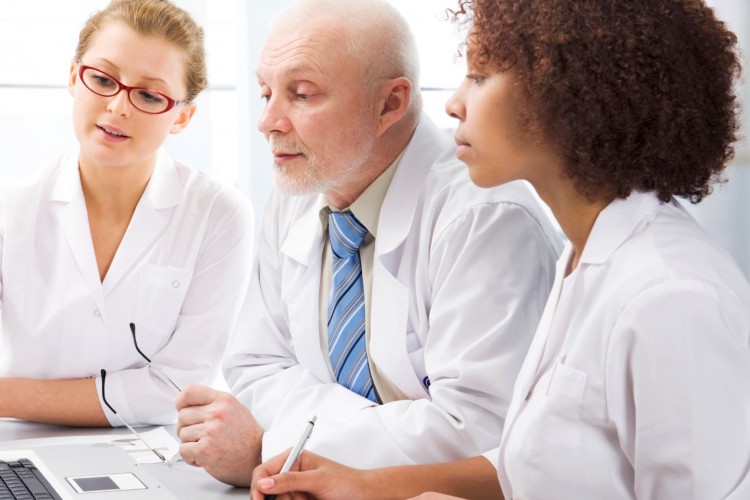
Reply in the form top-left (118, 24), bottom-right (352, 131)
top-left (74, 0), bottom-right (207, 102)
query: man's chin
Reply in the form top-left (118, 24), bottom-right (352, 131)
top-left (274, 173), bottom-right (330, 196)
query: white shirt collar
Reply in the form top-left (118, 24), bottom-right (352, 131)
top-left (49, 148), bottom-right (185, 210)
top-left (579, 191), bottom-right (670, 265)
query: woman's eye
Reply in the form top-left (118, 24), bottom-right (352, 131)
top-left (93, 75), bottom-right (115, 87)
top-left (137, 90), bottom-right (165, 104)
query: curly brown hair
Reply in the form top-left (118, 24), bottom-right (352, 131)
top-left (450, 0), bottom-right (741, 203)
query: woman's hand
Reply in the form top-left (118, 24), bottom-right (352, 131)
top-left (251, 450), bottom-right (376, 500)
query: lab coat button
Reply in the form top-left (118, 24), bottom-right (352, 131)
top-left (93, 309), bottom-right (101, 317)
top-left (172, 280), bottom-right (180, 288)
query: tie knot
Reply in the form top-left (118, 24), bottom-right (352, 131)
top-left (329, 211), bottom-right (367, 257)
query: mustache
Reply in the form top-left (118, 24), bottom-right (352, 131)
top-left (269, 138), bottom-right (308, 156)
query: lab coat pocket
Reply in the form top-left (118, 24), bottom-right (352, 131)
top-left (133, 264), bottom-right (192, 335)
top-left (522, 361), bottom-right (587, 456)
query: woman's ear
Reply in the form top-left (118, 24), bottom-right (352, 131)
top-left (169, 102), bottom-right (197, 134)
top-left (68, 61), bottom-right (78, 97)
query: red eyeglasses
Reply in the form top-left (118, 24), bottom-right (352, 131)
top-left (78, 64), bottom-right (188, 114)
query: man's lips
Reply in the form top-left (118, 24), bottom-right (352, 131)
top-left (273, 152), bottom-right (304, 163)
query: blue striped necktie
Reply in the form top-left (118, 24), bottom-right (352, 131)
top-left (327, 211), bottom-right (377, 402)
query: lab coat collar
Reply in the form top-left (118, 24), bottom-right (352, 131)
top-left (50, 155), bottom-right (107, 319)
top-left (280, 114), bottom-right (444, 268)
top-left (103, 150), bottom-right (183, 294)
top-left (578, 191), bottom-right (665, 266)
top-left (281, 195), bottom-right (327, 266)
top-left (377, 114), bottom-right (444, 259)
top-left (49, 154), bottom-right (82, 203)
top-left (49, 148), bottom-right (186, 298)
top-left (48, 148), bottom-right (185, 209)
top-left (145, 149), bottom-right (186, 210)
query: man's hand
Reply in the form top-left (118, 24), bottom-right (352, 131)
top-left (251, 450), bottom-right (375, 500)
top-left (176, 384), bottom-right (263, 486)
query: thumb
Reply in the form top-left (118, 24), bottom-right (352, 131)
top-left (257, 470), bottom-right (318, 497)
top-left (176, 384), bottom-right (216, 409)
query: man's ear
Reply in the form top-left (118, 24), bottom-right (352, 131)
top-left (375, 77), bottom-right (412, 137)
top-left (68, 61), bottom-right (78, 97)
top-left (169, 102), bottom-right (197, 134)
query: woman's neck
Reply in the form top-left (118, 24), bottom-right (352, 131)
top-left (536, 178), bottom-right (613, 273)
top-left (78, 159), bottom-right (153, 219)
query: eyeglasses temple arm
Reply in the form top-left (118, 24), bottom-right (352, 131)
top-left (100, 369), bottom-right (118, 415)
top-left (100, 368), bottom-right (167, 463)
top-left (154, 367), bottom-right (182, 393)
top-left (130, 323), bottom-right (152, 363)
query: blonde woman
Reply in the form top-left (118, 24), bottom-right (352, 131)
top-left (0, 0), bottom-right (253, 428)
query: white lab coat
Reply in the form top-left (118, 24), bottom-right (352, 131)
top-left (224, 116), bottom-right (562, 467)
top-left (0, 149), bottom-right (254, 425)
top-left (498, 192), bottom-right (750, 499)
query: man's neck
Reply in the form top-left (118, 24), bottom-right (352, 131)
top-left (325, 120), bottom-right (417, 209)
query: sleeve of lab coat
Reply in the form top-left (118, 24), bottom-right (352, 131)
top-left (100, 191), bottom-right (255, 426)
top-left (225, 195), bottom-right (558, 467)
top-left (606, 281), bottom-right (750, 499)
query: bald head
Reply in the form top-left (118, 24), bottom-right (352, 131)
top-left (271, 0), bottom-right (422, 118)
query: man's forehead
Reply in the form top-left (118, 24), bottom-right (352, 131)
top-left (256, 60), bottom-right (325, 82)
top-left (257, 30), bottom-right (353, 82)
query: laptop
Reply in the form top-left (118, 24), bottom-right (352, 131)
top-left (0, 445), bottom-right (177, 500)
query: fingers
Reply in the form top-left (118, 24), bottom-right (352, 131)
top-left (255, 471), bottom-right (315, 499)
top-left (175, 384), bottom-right (217, 410)
top-left (177, 398), bottom-right (263, 487)
top-left (176, 405), bottom-right (207, 436)
top-left (178, 441), bottom-right (202, 468)
top-left (250, 450), bottom-right (293, 500)
top-left (176, 419), bottom-right (206, 443)
top-left (176, 385), bottom-right (235, 436)
top-left (252, 451), bottom-right (333, 499)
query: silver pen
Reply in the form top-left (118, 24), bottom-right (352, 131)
top-left (279, 415), bottom-right (316, 473)
top-left (264, 416), bottom-right (316, 500)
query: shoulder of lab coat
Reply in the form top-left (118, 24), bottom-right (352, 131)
top-left (224, 116), bottom-right (561, 467)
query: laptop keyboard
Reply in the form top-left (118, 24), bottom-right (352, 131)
top-left (0, 459), bottom-right (62, 500)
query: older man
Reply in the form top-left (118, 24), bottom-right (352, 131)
top-left (175, 0), bottom-right (560, 486)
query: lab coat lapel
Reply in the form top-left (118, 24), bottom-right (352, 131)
top-left (370, 117), bottom-right (444, 399)
top-left (280, 195), bottom-right (332, 383)
top-left (503, 244), bottom-right (571, 429)
top-left (102, 151), bottom-right (182, 296)
top-left (50, 158), bottom-right (106, 315)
